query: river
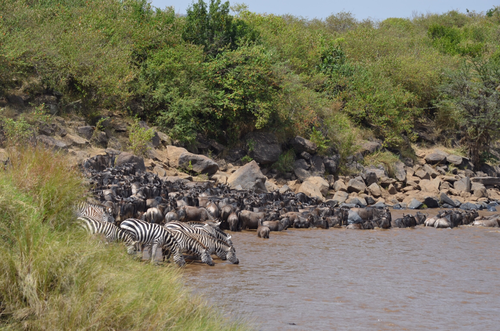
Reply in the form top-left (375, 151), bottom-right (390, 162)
top-left (183, 218), bottom-right (500, 330)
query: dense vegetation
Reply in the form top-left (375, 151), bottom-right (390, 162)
top-left (0, 146), bottom-right (248, 330)
top-left (1, 0), bottom-right (500, 166)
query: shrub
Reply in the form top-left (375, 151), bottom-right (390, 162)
top-left (128, 119), bottom-right (155, 157)
top-left (272, 149), bottom-right (295, 173)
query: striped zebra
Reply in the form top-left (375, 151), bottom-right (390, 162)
top-left (187, 222), bottom-right (233, 248)
top-left (165, 222), bottom-right (238, 264)
top-left (119, 218), bottom-right (185, 267)
top-left (163, 227), bottom-right (214, 266)
top-left (189, 232), bottom-right (239, 264)
top-left (77, 216), bottom-right (137, 254)
top-left (76, 201), bottom-right (115, 224)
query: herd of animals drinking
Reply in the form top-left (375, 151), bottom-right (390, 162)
top-left (76, 162), bottom-right (500, 267)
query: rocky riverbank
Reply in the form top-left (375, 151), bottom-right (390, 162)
top-left (0, 106), bottom-right (499, 212)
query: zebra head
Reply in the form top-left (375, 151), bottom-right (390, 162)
top-left (201, 250), bottom-right (215, 266)
top-left (226, 247), bottom-right (239, 264)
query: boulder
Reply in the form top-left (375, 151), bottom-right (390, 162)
top-left (419, 178), bottom-right (441, 193)
top-left (63, 133), bottom-right (89, 147)
top-left (454, 177), bottom-right (471, 193)
top-left (425, 150), bottom-right (449, 164)
top-left (178, 153), bottom-right (219, 176)
top-left (460, 202), bottom-right (479, 210)
top-left (333, 179), bottom-right (347, 192)
top-left (423, 164), bottom-right (439, 178)
top-left (346, 197), bottom-right (367, 207)
top-left (423, 196), bottom-right (439, 208)
top-left (291, 136), bottom-right (317, 154)
top-left (439, 192), bottom-right (459, 208)
top-left (115, 152), bottom-right (146, 172)
top-left (309, 155), bottom-right (325, 175)
top-left (245, 132), bottom-right (282, 165)
top-left (414, 168), bottom-right (431, 180)
top-left (387, 184), bottom-right (397, 195)
top-left (166, 146), bottom-right (189, 167)
top-left (332, 191), bottom-right (349, 204)
top-left (446, 154), bottom-right (463, 166)
top-left (294, 159), bottom-right (309, 170)
top-left (77, 126), bottom-right (94, 140)
top-left (227, 160), bottom-right (267, 193)
top-left (471, 177), bottom-right (500, 187)
top-left (394, 161), bottom-right (406, 182)
top-left (408, 198), bottom-right (423, 209)
top-left (364, 171), bottom-right (378, 186)
top-left (324, 155), bottom-right (339, 174)
top-left (347, 177), bottom-right (367, 193)
top-left (298, 176), bottom-right (328, 200)
top-left (294, 168), bottom-right (312, 182)
top-left (367, 183), bottom-right (382, 198)
top-left (36, 135), bottom-right (68, 151)
top-left (360, 141), bottom-right (381, 156)
top-left (265, 180), bottom-right (279, 192)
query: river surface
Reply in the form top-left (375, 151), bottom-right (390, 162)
top-left (183, 214), bottom-right (500, 330)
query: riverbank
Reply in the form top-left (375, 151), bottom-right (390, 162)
top-left (0, 146), bottom-right (249, 330)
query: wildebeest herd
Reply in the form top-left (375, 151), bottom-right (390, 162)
top-left (76, 158), bottom-right (500, 267)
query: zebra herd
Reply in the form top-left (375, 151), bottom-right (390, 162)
top-left (75, 202), bottom-right (238, 267)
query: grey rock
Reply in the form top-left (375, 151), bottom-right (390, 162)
top-left (471, 177), bottom-right (500, 186)
top-left (333, 179), bottom-right (347, 192)
top-left (279, 185), bottom-right (291, 194)
top-left (300, 151), bottom-right (311, 160)
top-left (347, 177), bottom-right (367, 193)
top-left (294, 168), bottom-right (312, 182)
top-left (227, 160), bottom-right (267, 193)
top-left (408, 198), bottom-right (423, 209)
top-left (460, 202), bottom-right (479, 210)
top-left (246, 132), bottom-right (282, 165)
top-left (360, 141), bottom-right (381, 156)
top-left (439, 193), bottom-right (459, 208)
top-left (446, 154), bottom-right (463, 166)
top-left (310, 155), bottom-right (325, 175)
top-left (414, 168), bottom-right (431, 180)
top-left (324, 155), bottom-right (339, 174)
top-left (387, 184), bottom-right (397, 195)
top-left (394, 161), bottom-right (406, 182)
top-left (115, 152), bottom-right (146, 172)
top-left (346, 197), bottom-right (367, 207)
top-left (423, 164), bottom-right (439, 178)
top-left (298, 177), bottom-right (328, 200)
top-left (454, 177), bottom-right (471, 193)
top-left (332, 191), bottom-right (349, 203)
top-left (63, 134), bottom-right (89, 148)
top-left (364, 195), bottom-right (376, 205)
top-left (425, 150), bottom-right (449, 164)
top-left (291, 136), bottom-right (317, 154)
top-left (294, 159), bottom-right (309, 170)
top-left (373, 201), bottom-right (386, 209)
top-left (423, 196), bottom-right (439, 208)
top-left (367, 183), bottom-right (382, 197)
top-left (77, 126), bottom-right (94, 140)
top-left (178, 153), bottom-right (219, 176)
top-left (36, 135), bottom-right (68, 151)
top-left (347, 210), bottom-right (363, 224)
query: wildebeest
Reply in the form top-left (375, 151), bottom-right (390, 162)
top-left (257, 219), bottom-right (270, 238)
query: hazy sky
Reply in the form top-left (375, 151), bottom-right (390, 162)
top-left (150, 0), bottom-right (497, 21)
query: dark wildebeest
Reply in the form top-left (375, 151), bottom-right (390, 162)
top-left (240, 210), bottom-right (266, 230)
top-left (177, 206), bottom-right (214, 222)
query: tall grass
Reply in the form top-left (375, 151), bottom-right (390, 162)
top-left (0, 146), bottom-right (249, 330)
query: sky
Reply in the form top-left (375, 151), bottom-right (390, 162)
top-left (150, 0), bottom-right (498, 21)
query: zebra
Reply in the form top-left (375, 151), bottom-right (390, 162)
top-left (163, 227), bottom-right (214, 266)
top-left (186, 222), bottom-right (234, 248)
top-left (165, 222), bottom-right (238, 264)
top-left (77, 216), bottom-right (137, 254)
top-left (189, 232), bottom-right (239, 264)
top-left (119, 218), bottom-right (185, 267)
top-left (76, 201), bottom-right (115, 224)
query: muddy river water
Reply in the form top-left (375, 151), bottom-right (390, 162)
top-left (184, 212), bottom-right (500, 330)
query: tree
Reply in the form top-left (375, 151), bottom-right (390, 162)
top-left (182, 0), bottom-right (237, 56)
top-left (438, 57), bottom-right (500, 168)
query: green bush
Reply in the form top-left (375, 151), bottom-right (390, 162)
top-left (272, 149), bottom-right (295, 173)
top-left (128, 119), bottom-right (155, 157)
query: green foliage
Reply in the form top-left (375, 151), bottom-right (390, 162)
top-left (183, 0), bottom-right (251, 56)
top-left (428, 23), bottom-right (485, 57)
top-left (309, 127), bottom-right (330, 155)
top-left (437, 57), bottom-right (500, 168)
top-left (272, 149), bottom-right (295, 173)
top-left (1, 114), bottom-right (34, 146)
top-left (241, 155), bottom-right (253, 163)
top-left (128, 119), bottom-right (155, 157)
